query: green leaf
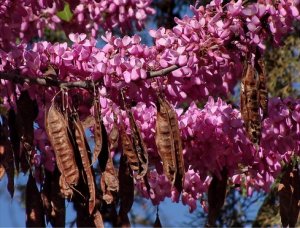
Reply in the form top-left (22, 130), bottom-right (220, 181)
top-left (57, 3), bottom-right (73, 22)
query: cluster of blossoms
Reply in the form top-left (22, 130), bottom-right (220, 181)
top-left (0, 0), bottom-right (154, 49)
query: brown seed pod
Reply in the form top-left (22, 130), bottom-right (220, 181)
top-left (93, 211), bottom-right (104, 228)
top-left (100, 158), bottom-right (119, 204)
top-left (16, 90), bottom-right (39, 173)
top-left (0, 117), bottom-right (15, 198)
top-left (73, 114), bottom-right (96, 214)
top-left (120, 123), bottom-right (140, 174)
top-left (59, 175), bottom-right (73, 198)
top-left (240, 63), bottom-right (261, 144)
top-left (92, 99), bottom-right (103, 164)
top-left (256, 58), bottom-right (268, 119)
top-left (278, 163), bottom-right (300, 227)
top-left (207, 169), bottom-right (228, 227)
top-left (155, 96), bottom-right (185, 192)
top-left (127, 109), bottom-right (148, 179)
top-left (8, 108), bottom-right (20, 172)
top-left (109, 115), bottom-right (119, 151)
top-left (26, 172), bottom-right (46, 227)
top-left (0, 164), bottom-right (5, 180)
top-left (98, 119), bottom-right (119, 204)
top-left (118, 154), bottom-right (134, 227)
top-left (45, 103), bottom-right (79, 187)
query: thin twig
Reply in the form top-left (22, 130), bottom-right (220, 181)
top-left (0, 65), bottom-right (180, 89)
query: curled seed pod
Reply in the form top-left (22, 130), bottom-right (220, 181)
top-left (155, 96), bottom-right (184, 192)
top-left (120, 123), bottom-right (139, 174)
top-left (118, 154), bottom-right (134, 227)
top-left (127, 109), bottom-right (148, 179)
top-left (92, 99), bottom-right (103, 164)
top-left (45, 104), bottom-right (79, 187)
top-left (256, 58), bottom-right (268, 119)
top-left (240, 63), bottom-right (261, 144)
top-left (73, 114), bottom-right (96, 214)
top-left (207, 169), bottom-right (228, 227)
top-left (26, 172), bottom-right (45, 227)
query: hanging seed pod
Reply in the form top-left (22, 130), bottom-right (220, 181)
top-left (0, 117), bottom-right (15, 198)
top-left (41, 169), bottom-right (65, 227)
top-left (127, 109), bottom-right (148, 179)
top-left (109, 115), bottom-right (119, 151)
top-left (98, 119), bottom-right (119, 204)
top-left (256, 58), bottom-right (268, 119)
top-left (7, 108), bottom-right (20, 172)
top-left (155, 96), bottom-right (184, 192)
top-left (0, 164), bottom-right (5, 180)
top-left (16, 90), bottom-right (39, 173)
top-left (45, 104), bottom-right (79, 188)
top-left (278, 163), bottom-right (300, 227)
top-left (118, 154), bottom-right (134, 227)
top-left (26, 172), bottom-right (46, 227)
top-left (207, 169), bottom-right (228, 227)
top-left (120, 123), bottom-right (140, 174)
top-left (92, 98), bottom-right (103, 165)
top-left (73, 114), bottom-right (96, 214)
top-left (93, 211), bottom-right (104, 228)
top-left (240, 63), bottom-right (261, 144)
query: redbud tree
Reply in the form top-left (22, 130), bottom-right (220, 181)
top-left (0, 0), bottom-right (300, 227)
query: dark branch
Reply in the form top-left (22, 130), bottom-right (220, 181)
top-left (0, 65), bottom-right (180, 89)
top-left (148, 65), bottom-right (179, 78)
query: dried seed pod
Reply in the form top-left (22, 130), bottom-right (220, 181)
top-left (256, 58), bottom-right (268, 119)
top-left (98, 120), bottom-right (119, 204)
top-left (100, 159), bottom-right (119, 204)
top-left (59, 175), bottom-right (73, 198)
top-left (73, 114), bottom-right (96, 214)
top-left (127, 109), bottom-right (148, 179)
top-left (41, 169), bottom-right (65, 227)
top-left (26, 172), bottom-right (46, 227)
top-left (278, 163), bottom-right (300, 227)
top-left (92, 99), bottom-right (103, 164)
top-left (93, 211), bottom-right (104, 228)
top-left (118, 154), bottom-right (134, 227)
top-left (207, 169), bottom-right (228, 227)
top-left (0, 117), bottom-right (15, 198)
top-left (8, 108), bottom-right (20, 172)
top-left (155, 96), bottom-right (184, 192)
top-left (82, 115), bottom-right (95, 129)
top-left (240, 63), bottom-right (261, 144)
top-left (16, 91), bottom-right (39, 173)
top-left (45, 104), bottom-right (79, 187)
top-left (109, 115), bottom-right (119, 151)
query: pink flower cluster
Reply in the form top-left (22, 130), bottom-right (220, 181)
top-left (70, 0), bottom-right (155, 36)
top-left (179, 97), bottom-right (255, 180)
top-left (0, 0), bottom-right (154, 49)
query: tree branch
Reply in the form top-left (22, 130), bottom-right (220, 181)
top-left (0, 65), bottom-right (180, 89)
